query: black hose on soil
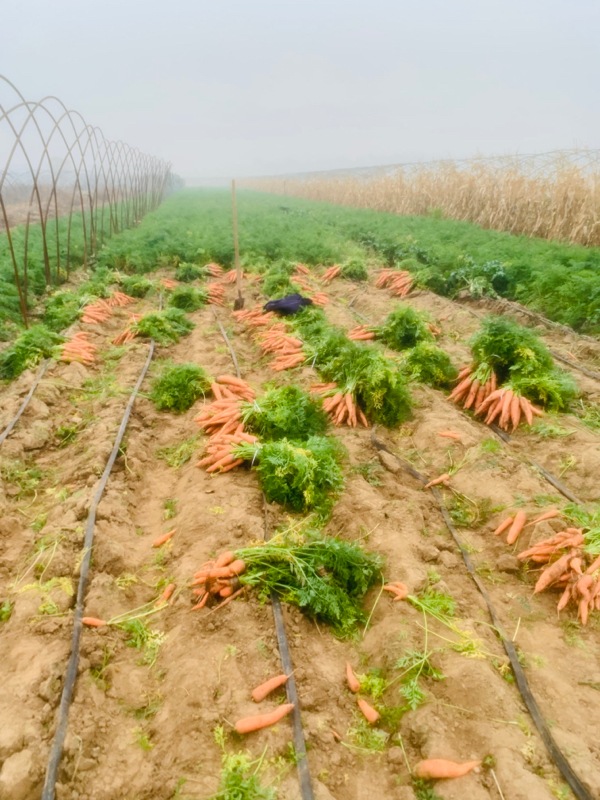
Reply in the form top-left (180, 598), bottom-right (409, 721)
top-left (0, 359), bottom-right (49, 446)
top-left (370, 429), bottom-right (595, 800)
top-left (41, 339), bottom-right (156, 800)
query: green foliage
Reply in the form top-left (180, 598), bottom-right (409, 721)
top-left (0, 324), bottom-right (64, 380)
top-left (394, 649), bottom-right (445, 710)
top-left (469, 316), bottom-right (576, 410)
top-left (174, 262), bottom-right (207, 282)
top-left (118, 274), bottom-right (154, 298)
top-left (209, 749), bottom-right (276, 800)
top-left (347, 715), bottom-right (388, 751)
top-left (262, 261), bottom-right (297, 298)
top-left (156, 435), bottom-right (199, 468)
top-left (120, 619), bottom-right (166, 666)
top-left (237, 436), bottom-right (344, 518)
top-left (43, 291), bottom-right (82, 331)
top-left (0, 459), bottom-right (44, 497)
top-left (242, 385), bottom-right (328, 441)
top-left (0, 600), bottom-right (12, 622)
top-left (378, 306), bottom-right (432, 351)
top-left (352, 460), bottom-right (384, 487)
top-left (357, 669), bottom-right (387, 699)
top-left (168, 285), bottom-right (208, 312)
top-left (341, 258), bottom-right (368, 281)
top-left (563, 503), bottom-right (600, 556)
top-left (413, 780), bottom-right (444, 800)
top-left (236, 532), bottom-right (383, 636)
top-left (132, 307), bottom-right (194, 345)
top-left (402, 342), bottom-right (457, 388)
top-left (151, 362), bottom-right (211, 413)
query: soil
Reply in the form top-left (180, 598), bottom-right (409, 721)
top-left (1, 270), bottom-right (600, 800)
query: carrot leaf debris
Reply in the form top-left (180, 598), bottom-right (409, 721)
top-left (378, 305), bottom-right (433, 351)
top-left (401, 342), bottom-right (457, 389)
top-left (167, 285), bottom-right (208, 312)
top-left (174, 262), bottom-right (208, 282)
top-left (131, 307), bottom-right (194, 345)
top-left (0, 324), bottom-right (64, 380)
top-left (150, 362), bottom-right (211, 413)
top-left (242, 384), bottom-right (328, 441)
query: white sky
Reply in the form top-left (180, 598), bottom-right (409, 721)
top-left (2, 0), bottom-right (599, 179)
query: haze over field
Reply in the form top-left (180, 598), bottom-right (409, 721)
top-left (3, 0), bottom-right (600, 178)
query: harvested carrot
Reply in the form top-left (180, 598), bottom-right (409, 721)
top-left (413, 759), bottom-right (481, 780)
top-left (534, 553), bottom-right (572, 593)
top-left (346, 663), bottom-right (361, 693)
top-left (493, 516), bottom-right (513, 536)
top-left (525, 509), bottom-right (560, 527)
top-left (156, 583), bottom-right (176, 605)
top-left (153, 529), bottom-right (176, 548)
top-left (438, 431), bottom-right (461, 440)
top-left (235, 703), bottom-right (295, 734)
top-left (506, 510), bottom-right (527, 545)
top-left (357, 697), bottom-right (380, 724)
top-left (383, 584), bottom-right (407, 600)
top-left (424, 473), bottom-right (450, 489)
top-left (252, 674), bottom-right (290, 702)
top-left (215, 551), bottom-right (235, 568)
top-left (82, 617), bottom-right (106, 627)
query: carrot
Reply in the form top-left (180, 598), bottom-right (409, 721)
top-left (525, 509), bottom-right (560, 527)
top-left (557, 585), bottom-right (571, 611)
top-left (390, 582), bottom-right (409, 600)
top-left (383, 584), bottom-right (407, 599)
top-left (438, 431), bottom-right (461, 440)
top-left (413, 759), bottom-right (481, 780)
top-left (82, 617), bottom-right (106, 627)
top-left (498, 389), bottom-right (514, 430)
top-left (217, 375), bottom-right (249, 389)
top-left (449, 376), bottom-right (473, 401)
top-left (510, 394), bottom-right (521, 431)
top-left (357, 408), bottom-right (369, 427)
top-left (424, 473), bottom-right (450, 489)
top-left (463, 379), bottom-right (480, 410)
top-left (235, 703), bottom-right (295, 734)
top-left (211, 382), bottom-right (223, 400)
top-left (226, 559), bottom-right (246, 576)
top-left (153, 529), bottom-right (176, 547)
top-left (357, 697), bottom-right (380, 724)
top-left (506, 510), bottom-right (527, 545)
top-left (215, 551), bottom-right (236, 568)
top-left (585, 554), bottom-right (600, 574)
top-left (346, 663), bottom-right (361, 693)
top-left (456, 366), bottom-right (472, 380)
top-left (156, 583), bottom-right (176, 605)
top-left (534, 553), bottom-right (572, 593)
top-left (252, 674), bottom-right (290, 702)
top-left (519, 396), bottom-right (533, 426)
top-left (191, 591), bottom-right (209, 610)
top-left (493, 516), bottom-right (513, 536)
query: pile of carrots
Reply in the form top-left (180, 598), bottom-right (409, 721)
top-left (294, 263), bottom-right (311, 276)
top-left (106, 291), bottom-right (135, 307)
top-left (233, 306), bottom-right (275, 328)
top-left (207, 282), bottom-right (226, 306)
top-left (190, 549), bottom-right (247, 610)
top-left (224, 270), bottom-right (243, 284)
top-left (321, 265), bottom-right (341, 284)
top-left (160, 278), bottom-right (178, 290)
top-left (309, 291), bottom-right (329, 307)
top-left (516, 526), bottom-right (600, 623)
top-left (376, 268), bottom-right (413, 297)
top-left (292, 275), bottom-right (312, 293)
top-left (310, 382), bottom-right (369, 427)
top-left (450, 367), bottom-right (543, 430)
top-left (112, 314), bottom-right (142, 345)
top-left (256, 322), bottom-right (306, 371)
top-left (492, 508), bottom-right (559, 545)
top-left (195, 376), bottom-right (257, 474)
top-left (81, 300), bottom-right (112, 324)
top-left (348, 324), bottom-right (376, 341)
top-left (207, 263), bottom-right (223, 277)
top-left (427, 322), bottom-right (442, 336)
top-left (60, 332), bottom-right (98, 364)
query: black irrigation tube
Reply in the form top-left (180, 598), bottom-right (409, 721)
top-left (41, 320), bottom-right (160, 800)
top-left (0, 358), bottom-right (49, 446)
top-left (370, 429), bottom-right (594, 800)
top-left (215, 308), bottom-right (315, 800)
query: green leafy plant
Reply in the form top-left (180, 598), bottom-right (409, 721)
top-left (236, 531), bottom-right (383, 636)
top-left (341, 258), bottom-right (368, 281)
top-left (0, 325), bottom-right (64, 380)
top-left (210, 727), bottom-right (276, 800)
top-left (236, 436), bottom-right (344, 518)
top-left (120, 619), bottom-right (166, 666)
top-left (347, 715), bottom-right (387, 751)
top-left (394, 649), bottom-right (445, 710)
top-left (352, 461), bottom-right (384, 487)
top-left (0, 600), bottom-right (12, 622)
top-left (402, 342), bottom-right (457, 388)
top-left (150, 362), bottom-right (210, 412)
top-left (132, 307), bottom-right (194, 345)
top-left (175, 262), bottom-right (207, 282)
top-left (168, 285), bottom-right (208, 312)
top-left (378, 306), bottom-right (433, 351)
top-left (242, 385), bottom-right (328, 441)
top-left (156, 435), bottom-right (199, 468)
top-left (118, 274), bottom-right (154, 298)
top-left (44, 291), bottom-right (83, 331)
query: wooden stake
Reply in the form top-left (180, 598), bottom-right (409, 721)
top-left (231, 179), bottom-right (244, 310)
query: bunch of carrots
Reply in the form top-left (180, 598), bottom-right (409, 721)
top-left (492, 507), bottom-right (558, 545)
top-left (106, 291), bottom-right (135, 307)
top-left (160, 278), bottom-right (178, 290)
top-left (310, 382), bottom-right (369, 427)
top-left (60, 332), bottom-right (98, 364)
top-left (376, 268), bottom-right (413, 297)
top-left (223, 270), bottom-right (243, 283)
top-left (195, 375), bottom-right (257, 474)
top-left (112, 314), bottom-right (142, 345)
top-left (449, 366), bottom-right (543, 430)
top-left (348, 324), bottom-right (376, 341)
top-left (309, 291), bottom-right (329, 307)
top-left (321, 265), bottom-right (341, 284)
top-left (295, 263), bottom-right (311, 276)
top-left (207, 263), bottom-right (223, 277)
top-left (207, 282), bottom-right (226, 306)
top-left (190, 549), bottom-right (247, 610)
top-left (81, 300), bottom-right (112, 324)
top-left (233, 306), bottom-right (275, 328)
top-left (256, 322), bottom-right (306, 371)
top-left (516, 527), bottom-right (600, 623)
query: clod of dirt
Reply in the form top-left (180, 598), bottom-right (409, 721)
top-left (59, 360), bottom-right (89, 387)
top-left (396, 789), bottom-right (417, 800)
top-left (20, 422), bottom-right (51, 451)
top-left (496, 554), bottom-right (521, 573)
top-left (387, 746), bottom-right (405, 765)
top-left (377, 449), bottom-right (402, 474)
top-left (0, 748), bottom-right (37, 800)
top-left (417, 542), bottom-right (440, 562)
top-left (35, 381), bottom-right (60, 405)
top-left (439, 550), bottom-right (459, 568)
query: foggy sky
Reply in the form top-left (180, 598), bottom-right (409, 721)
top-left (3, 0), bottom-right (599, 180)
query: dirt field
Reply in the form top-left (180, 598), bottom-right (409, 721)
top-left (1, 269), bottom-right (600, 800)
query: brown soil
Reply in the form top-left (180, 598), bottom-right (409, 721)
top-left (1, 272), bottom-right (600, 800)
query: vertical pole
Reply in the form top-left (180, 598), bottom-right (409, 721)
top-left (231, 179), bottom-right (244, 309)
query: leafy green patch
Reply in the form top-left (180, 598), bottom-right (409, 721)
top-left (44, 291), bottom-right (82, 331)
top-left (378, 306), bottom-right (432, 351)
top-left (341, 258), bottom-right (368, 281)
top-left (242, 385), bottom-right (328, 441)
top-left (0, 325), bottom-right (64, 380)
top-left (156, 435), bottom-right (199, 468)
top-left (132, 307), bottom-right (194, 345)
top-left (210, 727), bottom-right (276, 800)
top-left (120, 619), bottom-right (166, 666)
top-left (118, 274), bottom-right (154, 298)
top-left (151, 362), bottom-right (211, 412)
top-left (175, 262), bottom-right (207, 282)
top-left (168, 285), bottom-right (208, 312)
top-left (347, 715), bottom-right (387, 751)
top-left (401, 342), bottom-right (457, 389)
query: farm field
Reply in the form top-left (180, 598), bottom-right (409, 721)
top-left (2, 189), bottom-right (600, 800)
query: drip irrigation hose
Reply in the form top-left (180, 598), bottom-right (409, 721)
top-left (211, 305), bottom-right (241, 378)
top-left (41, 305), bottom-right (161, 800)
top-left (0, 358), bottom-right (49, 446)
top-left (370, 429), bottom-right (594, 800)
top-left (263, 496), bottom-right (315, 800)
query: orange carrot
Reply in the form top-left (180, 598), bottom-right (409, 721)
top-left (438, 431), bottom-right (461, 440)
top-left (499, 389), bottom-right (514, 430)
top-left (156, 583), bottom-right (176, 605)
top-left (82, 617), bottom-right (106, 627)
top-left (346, 663), bottom-right (361, 693)
top-left (153, 529), bottom-right (176, 547)
top-left (519, 396), bottom-right (533, 425)
top-left (493, 516), bottom-right (513, 536)
top-left (215, 551), bottom-right (236, 567)
top-left (357, 697), bottom-right (380, 724)
top-left (252, 674), bottom-right (290, 702)
top-left (534, 553), bottom-right (572, 593)
top-left (510, 394), bottom-right (521, 431)
top-left (525, 509), bottom-right (560, 527)
top-left (226, 559), bottom-right (246, 576)
top-left (383, 584), bottom-right (407, 599)
top-left (424, 473), bottom-right (450, 489)
top-left (506, 510), bottom-right (527, 545)
top-left (463, 379), bottom-right (480, 409)
top-left (235, 703), bottom-right (294, 734)
top-left (413, 759), bottom-right (481, 779)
